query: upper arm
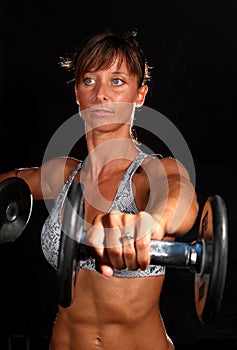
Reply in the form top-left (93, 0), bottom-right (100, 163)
top-left (144, 156), bottom-right (193, 193)
top-left (158, 157), bottom-right (191, 181)
top-left (144, 156), bottom-right (198, 210)
top-left (14, 157), bottom-right (81, 200)
top-left (146, 156), bottom-right (199, 235)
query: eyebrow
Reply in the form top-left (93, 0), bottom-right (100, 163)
top-left (85, 69), bottom-right (130, 76)
top-left (112, 70), bottom-right (130, 76)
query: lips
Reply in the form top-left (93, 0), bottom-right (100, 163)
top-left (90, 108), bottom-right (114, 117)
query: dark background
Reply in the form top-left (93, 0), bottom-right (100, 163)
top-left (0, 0), bottom-right (236, 349)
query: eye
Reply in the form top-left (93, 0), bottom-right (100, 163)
top-left (112, 78), bottom-right (124, 86)
top-left (84, 77), bottom-right (95, 86)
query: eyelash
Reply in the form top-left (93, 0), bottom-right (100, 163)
top-left (84, 77), bottom-right (94, 85)
top-left (83, 77), bottom-right (125, 86)
top-left (113, 78), bottom-right (124, 85)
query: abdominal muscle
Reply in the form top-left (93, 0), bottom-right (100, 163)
top-left (50, 269), bottom-right (174, 350)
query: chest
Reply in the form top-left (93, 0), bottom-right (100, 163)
top-left (80, 168), bottom-right (149, 224)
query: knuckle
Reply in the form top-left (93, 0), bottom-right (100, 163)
top-left (127, 264), bottom-right (139, 271)
top-left (135, 239), bottom-right (148, 251)
top-left (108, 247), bottom-right (121, 257)
top-left (139, 257), bottom-right (150, 267)
top-left (124, 250), bottom-right (135, 261)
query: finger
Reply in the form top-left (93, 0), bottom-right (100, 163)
top-left (85, 215), bottom-right (105, 260)
top-left (105, 227), bottom-right (125, 269)
top-left (98, 264), bottom-right (114, 278)
top-left (150, 218), bottom-right (166, 240)
top-left (121, 233), bottom-right (139, 270)
top-left (94, 250), bottom-right (114, 278)
top-left (119, 213), bottom-right (139, 270)
top-left (85, 220), bottom-right (115, 278)
top-left (135, 233), bottom-right (151, 269)
top-left (101, 212), bottom-right (126, 270)
top-left (134, 212), bottom-right (155, 268)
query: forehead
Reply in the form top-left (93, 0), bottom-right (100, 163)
top-left (75, 49), bottom-right (141, 86)
top-left (88, 57), bottom-right (131, 74)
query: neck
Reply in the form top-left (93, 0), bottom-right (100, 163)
top-left (81, 136), bottom-right (140, 180)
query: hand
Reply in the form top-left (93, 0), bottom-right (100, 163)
top-left (83, 211), bottom-right (165, 278)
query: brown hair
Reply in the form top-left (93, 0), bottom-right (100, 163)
top-left (60, 30), bottom-right (152, 88)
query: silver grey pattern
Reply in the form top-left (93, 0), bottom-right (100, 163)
top-left (41, 151), bottom-right (165, 277)
top-left (41, 163), bottom-right (83, 270)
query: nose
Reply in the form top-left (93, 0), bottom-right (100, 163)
top-left (96, 82), bottom-right (109, 102)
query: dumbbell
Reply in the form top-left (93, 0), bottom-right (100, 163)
top-left (57, 181), bottom-right (228, 323)
top-left (0, 177), bottom-right (33, 243)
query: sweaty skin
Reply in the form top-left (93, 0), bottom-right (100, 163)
top-left (49, 156), bottom-right (176, 350)
top-left (51, 271), bottom-right (172, 350)
top-left (0, 47), bottom-right (199, 350)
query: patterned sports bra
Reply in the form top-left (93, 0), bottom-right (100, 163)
top-left (41, 151), bottom-right (165, 278)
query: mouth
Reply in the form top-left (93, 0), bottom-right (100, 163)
top-left (90, 108), bottom-right (114, 117)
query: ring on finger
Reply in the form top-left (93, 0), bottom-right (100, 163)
top-left (120, 232), bottom-right (135, 241)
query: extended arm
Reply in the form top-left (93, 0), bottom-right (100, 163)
top-left (146, 157), bottom-right (199, 238)
top-left (0, 157), bottom-right (81, 200)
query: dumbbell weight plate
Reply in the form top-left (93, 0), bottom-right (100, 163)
top-left (195, 195), bottom-right (228, 322)
top-left (57, 181), bottom-right (85, 308)
top-left (0, 177), bottom-right (33, 243)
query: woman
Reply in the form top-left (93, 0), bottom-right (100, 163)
top-left (0, 30), bottom-right (199, 349)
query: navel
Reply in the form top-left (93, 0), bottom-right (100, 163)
top-left (95, 336), bottom-right (103, 346)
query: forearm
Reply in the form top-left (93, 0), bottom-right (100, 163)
top-left (0, 169), bottom-right (18, 183)
top-left (0, 167), bottom-right (44, 199)
top-left (0, 167), bottom-right (38, 181)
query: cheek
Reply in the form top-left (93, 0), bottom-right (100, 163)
top-left (77, 85), bottom-right (139, 106)
top-left (76, 90), bottom-right (92, 109)
top-left (115, 88), bottom-right (139, 103)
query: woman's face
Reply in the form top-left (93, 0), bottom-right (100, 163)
top-left (75, 58), bottom-right (147, 130)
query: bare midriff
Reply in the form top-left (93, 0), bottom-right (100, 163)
top-left (50, 269), bottom-right (174, 350)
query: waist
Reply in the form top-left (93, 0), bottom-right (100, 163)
top-left (52, 307), bottom-right (171, 350)
top-left (59, 269), bottom-right (164, 322)
top-left (51, 270), bottom-right (168, 349)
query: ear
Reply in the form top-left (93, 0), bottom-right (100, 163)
top-left (135, 85), bottom-right (148, 108)
top-left (75, 85), bottom-right (80, 105)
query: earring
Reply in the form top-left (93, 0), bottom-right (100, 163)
top-left (136, 102), bottom-right (143, 108)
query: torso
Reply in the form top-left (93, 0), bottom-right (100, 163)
top-left (44, 151), bottom-right (174, 350)
top-left (51, 270), bottom-right (170, 350)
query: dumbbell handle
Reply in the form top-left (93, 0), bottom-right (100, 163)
top-left (149, 240), bottom-right (204, 273)
top-left (79, 239), bottom-right (208, 274)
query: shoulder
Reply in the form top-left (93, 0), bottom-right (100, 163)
top-left (43, 156), bottom-right (81, 175)
top-left (143, 154), bottom-right (191, 180)
top-left (41, 157), bottom-right (82, 196)
top-left (58, 156), bottom-right (82, 172)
